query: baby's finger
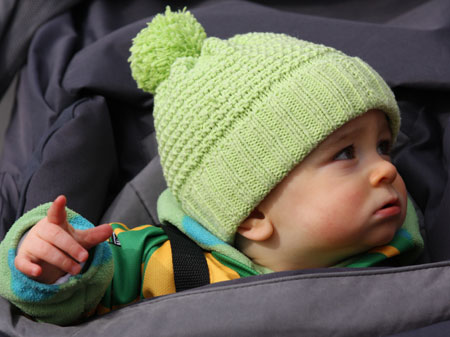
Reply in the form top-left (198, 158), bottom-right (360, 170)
top-left (47, 195), bottom-right (68, 227)
top-left (14, 256), bottom-right (42, 278)
top-left (74, 224), bottom-right (113, 250)
top-left (37, 225), bottom-right (88, 263)
top-left (25, 239), bottom-right (82, 276)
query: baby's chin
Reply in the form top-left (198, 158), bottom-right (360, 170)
top-left (370, 220), bottom-right (404, 248)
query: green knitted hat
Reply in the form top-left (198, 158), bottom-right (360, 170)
top-left (129, 7), bottom-right (400, 244)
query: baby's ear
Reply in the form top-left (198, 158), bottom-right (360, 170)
top-left (237, 209), bottom-right (273, 242)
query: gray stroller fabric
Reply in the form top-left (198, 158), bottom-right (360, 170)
top-left (1, 263), bottom-right (450, 336)
top-left (0, 0), bottom-right (84, 99)
top-left (1, 0), bottom-right (450, 336)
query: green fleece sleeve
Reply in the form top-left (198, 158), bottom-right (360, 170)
top-left (0, 203), bottom-right (114, 325)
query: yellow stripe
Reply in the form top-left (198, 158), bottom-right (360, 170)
top-left (129, 224), bottom-right (152, 231)
top-left (205, 252), bottom-right (240, 283)
top-left (113, 228), bottom-right (125, 235)
top-left (112, 224), bottom-right (153, 236)
top-left (369, 245), bottom-right (400, 258)
top-left (142, 241), bottom-right (176, 298)
top-left (111, 222), bottom-right (130, 230)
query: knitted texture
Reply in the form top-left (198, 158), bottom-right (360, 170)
top-left (129, 7), bottom-right (206, 93)
top-left (130, 8), bottom-right (401, 244)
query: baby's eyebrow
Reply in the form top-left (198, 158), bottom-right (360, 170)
top-left (313, 134), bottom-right (352, 157)
top-left (313, 127), bottom-right (363, 157)
top-left (322, 122), bottom-right (392, 151)
top-left (325, 127), bottom-right (362, 145)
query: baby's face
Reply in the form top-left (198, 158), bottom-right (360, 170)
top-left (258, 109), bottom-right (407, 270)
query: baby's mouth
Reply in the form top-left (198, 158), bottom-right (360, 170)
top-left (381, 200), bottom-right (398, 209)
top-left (375, 198), bottom-right (401, 217)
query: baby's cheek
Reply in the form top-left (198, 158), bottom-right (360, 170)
top-left (317, 216), bottom-right (357, 246)
top-left (342, 186), bottom-right (367, 205)
top-left (313, 191), bottom-right (365, 245)
top-left (395, 176), bottom-right (408, 218)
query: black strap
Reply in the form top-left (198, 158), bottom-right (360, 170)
top-left (161, 223), bottom-right (210, 292)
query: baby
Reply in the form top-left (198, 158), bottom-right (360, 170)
top-left (0, 8), bottom-right (423, 325)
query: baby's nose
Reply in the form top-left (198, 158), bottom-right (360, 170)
top-left (369, 159), bottom-right (398, 186)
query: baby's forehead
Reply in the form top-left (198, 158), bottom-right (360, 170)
top-left (324, 110), bottom-right (392, 142)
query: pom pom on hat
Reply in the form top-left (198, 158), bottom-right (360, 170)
top-left (129, 7), bottom-right (207, 94)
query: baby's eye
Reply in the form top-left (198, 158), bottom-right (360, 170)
top-left (377, 140), bottom-right (392, 157)
top-left (333, 145), bottom-right (355, 161)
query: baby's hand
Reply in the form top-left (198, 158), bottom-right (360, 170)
top-left (14, 196), bottom-right (113, 284)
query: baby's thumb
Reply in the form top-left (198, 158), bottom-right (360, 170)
top-left (74, 224), bottom-right (113, 250)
